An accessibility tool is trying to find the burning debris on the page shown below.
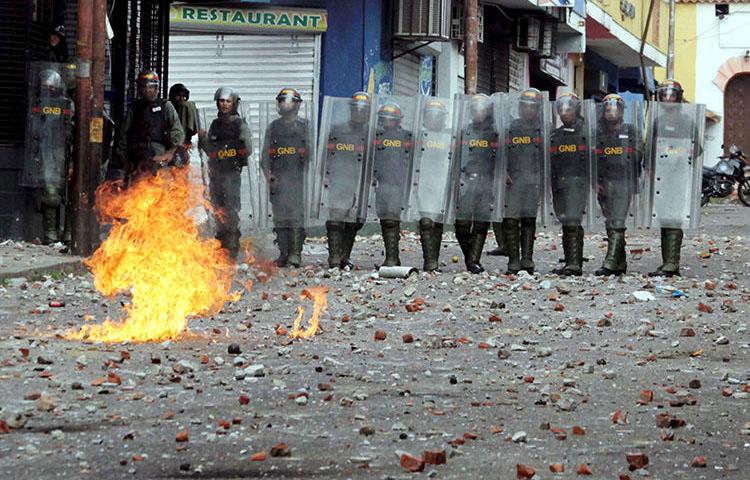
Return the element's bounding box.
[67,168,236,343]
[289,286,329,339]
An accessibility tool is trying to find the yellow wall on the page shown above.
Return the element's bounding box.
[654,3,697,101]
[589,0,668,53]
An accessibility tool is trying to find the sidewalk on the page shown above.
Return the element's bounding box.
[0,240,84,282]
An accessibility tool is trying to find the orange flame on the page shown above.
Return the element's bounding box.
[67,168,236,343]
[289,286,329,339]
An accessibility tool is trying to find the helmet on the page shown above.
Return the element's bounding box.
[137,70,159,86]
[377,102,403,120]
[656,79,683,103]
[350,91,371,107]
[602,93,624,108]
[168,83,190,102]
[51,25,66,39]
[424,98,448,115]
[39,69,63,93]
[214,86,239,103]
[555,91,581,114]
[519,88,544,105]
[470,93,492,120]
[276,87,302,103]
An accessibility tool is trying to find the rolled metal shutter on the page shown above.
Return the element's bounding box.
[393,52,422,95]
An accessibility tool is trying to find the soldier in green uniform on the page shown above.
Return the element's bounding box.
[198,87,252,259]
[502,89,546,274]
[594,94,640,276]
[323,92,373,269]
[261,88,310,267]
[22,66,74,244]
[412,98,454,271]
[372,102,413,267]
[454,94,499,274]
[648,79,702,277]
[115,70,184,179]
[550,92,590,276]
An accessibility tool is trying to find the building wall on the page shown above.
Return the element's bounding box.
[672,3,750,162]
[587,0,668,54]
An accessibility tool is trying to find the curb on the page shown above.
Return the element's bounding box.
[0,258,86,282]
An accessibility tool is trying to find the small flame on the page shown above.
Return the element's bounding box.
[67,168,236,343]
[289,286,329,339]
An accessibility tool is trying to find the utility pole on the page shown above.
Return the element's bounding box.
[667,0,676,78]
[464,0,478,95]
[72,0,93,256]
[87,0,106,251]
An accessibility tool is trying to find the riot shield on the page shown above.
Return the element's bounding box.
[406,96,458,224]
[451,94,504,223]
[22,61,76,188]
[644,102,705,230]
[498,91,550,222]
[313,96,377,223]
[367,95,419,222]
[253,99,316,232]
[196,105,253,241]
[543,97,595,228]
[589,99,644,231]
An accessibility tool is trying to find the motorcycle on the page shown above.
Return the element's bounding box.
[701,144,750,207]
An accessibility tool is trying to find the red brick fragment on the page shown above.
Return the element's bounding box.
[399,453,425,472]
[423,450,446,465]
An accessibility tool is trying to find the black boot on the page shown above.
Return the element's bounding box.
[519,217,536,274]
[454,221,472,269]
[649,228,683,277]
[502,218,521,274]
[487,222,507,256]
[42,205,59,245]
[467,222,488,274]
[287,227,305,267]
[273,227,290,267]
[340,222,361,269]
[596,228,627,276]
[553,226,583,276]
[419,218,440,272]
[431,222,444,271]
[326,221,345,268]
[380,219,401,267]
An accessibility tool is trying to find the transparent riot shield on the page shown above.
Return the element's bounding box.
[313,96,377,224]
[589,99,644,231]
[367,94,419,222]
[543,97,595,229]
[644,102,705,230]
[253,100,316,232]
[196,104,253,242]
[22,61,76,188]
[451,94,504,223]
[498,91,550,223]
[406,96,458,224]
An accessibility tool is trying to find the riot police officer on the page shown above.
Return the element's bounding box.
[455,94,499,274]
[648,79,698,277]
[168,83,198,146]
[550,92,590,276]
[594,94,639,276]
[373,102,413,267]
[261,88,309,268]
[199,87,252,259]
[324,91,372,269]
[503,88,545,274]
[24,67,74,244]
[414,98,452,271]
[115,70,184,178]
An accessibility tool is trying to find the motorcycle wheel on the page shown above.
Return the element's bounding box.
[738,179,750,207]
[700,192,710,207]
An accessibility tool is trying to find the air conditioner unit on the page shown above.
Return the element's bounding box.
[515,16,542,53]
[394,0,451,41]
[450,2,484,43]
